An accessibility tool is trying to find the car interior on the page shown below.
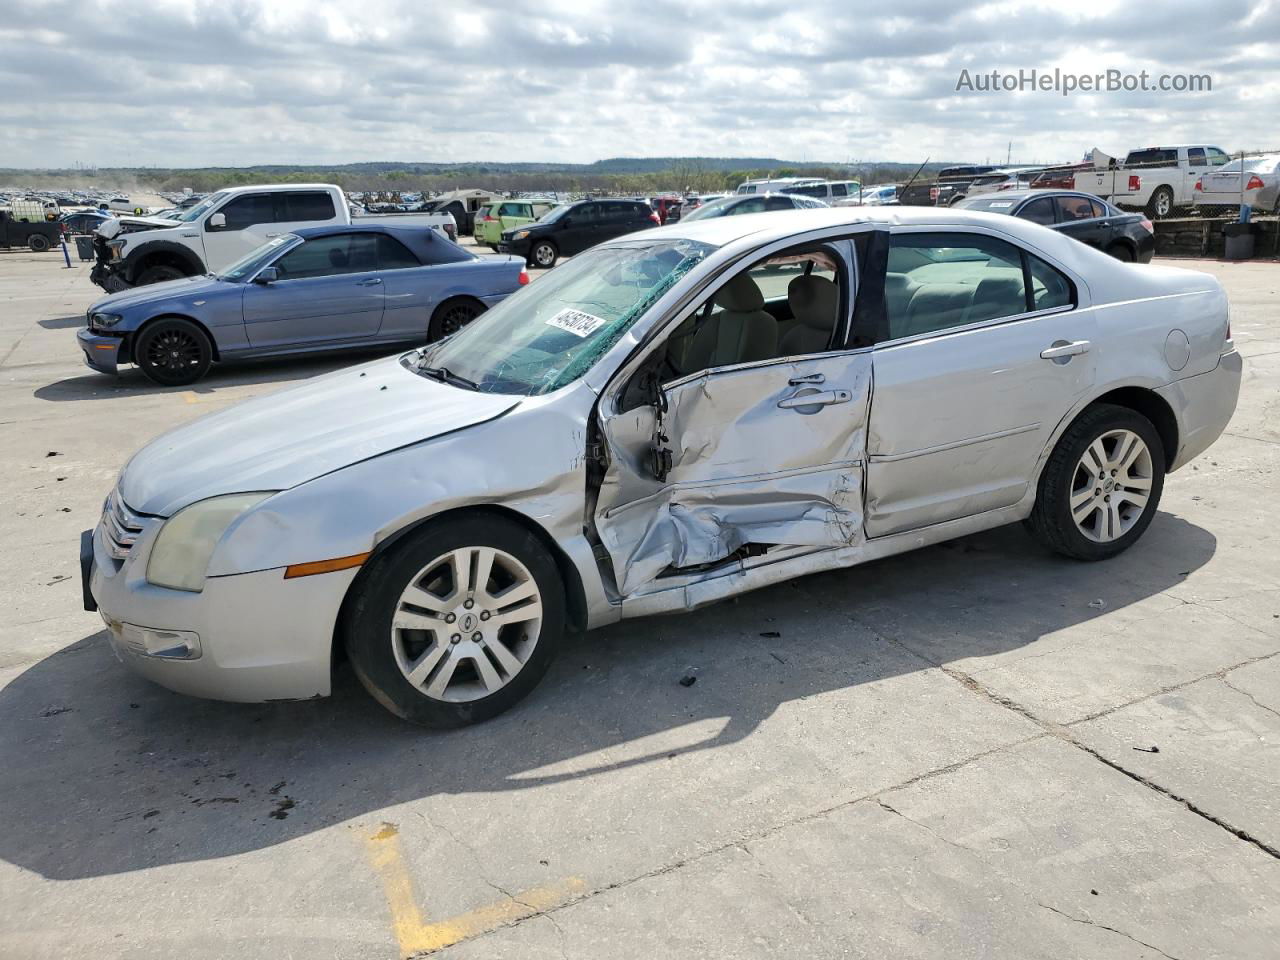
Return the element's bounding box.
[661,246,844,380]
[883,234,1073,340]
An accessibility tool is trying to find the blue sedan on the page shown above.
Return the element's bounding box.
[77,224,528,385]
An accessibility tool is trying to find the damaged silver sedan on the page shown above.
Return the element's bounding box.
[83,208,1242,726]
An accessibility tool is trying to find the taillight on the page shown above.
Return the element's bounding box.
[1194,178,1202,191]
[1139,218,1154,234]
[929,186,939,201]
[649,213,660,225]
[482,213,494,221]
[1128,174,1142,192]
[1246,175,1265,191]
[518,267,529,285]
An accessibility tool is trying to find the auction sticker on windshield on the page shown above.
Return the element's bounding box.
[546,308,608,337]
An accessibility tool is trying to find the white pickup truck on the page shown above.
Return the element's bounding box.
[1073,145,1232,218]
[91,183,458,291]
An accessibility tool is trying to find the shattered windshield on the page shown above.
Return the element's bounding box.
[413,239,715,396]
[171,191,227,223]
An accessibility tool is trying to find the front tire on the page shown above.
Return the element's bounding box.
[529,240,558,269]
[136,264,186,286]
[134,318,213,386]
[1025,404,1165,561]
[345,514,566,727]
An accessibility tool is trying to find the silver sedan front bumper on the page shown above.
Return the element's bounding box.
[84,502,358,702]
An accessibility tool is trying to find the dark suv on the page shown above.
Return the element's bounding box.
[499,199,658,268]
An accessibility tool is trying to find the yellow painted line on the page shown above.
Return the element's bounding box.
[364,822,584,957]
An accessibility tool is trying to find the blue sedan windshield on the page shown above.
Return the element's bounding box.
[217,234,299,281]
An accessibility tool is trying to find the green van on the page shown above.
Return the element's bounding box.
[475,198,557,250]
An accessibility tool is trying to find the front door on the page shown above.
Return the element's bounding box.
[865,228,1096,537]
[593,240,871,596]
[202,192,279,271]
[1053,195,1111,250]
[559,203,601,255]
[242,232,384,349]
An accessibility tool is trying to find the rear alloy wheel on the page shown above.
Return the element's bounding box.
[345,515,565,727]
[530,240,558,269]
[428,297,485,341]
[134,318,213,386]
[28,234,51,252]
[1026,404,1164,561]
[1147,186,1175,219]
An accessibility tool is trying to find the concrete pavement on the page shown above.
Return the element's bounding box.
[0,244,1277,959]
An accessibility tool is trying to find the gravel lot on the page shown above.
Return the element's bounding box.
[1,240,1277,959]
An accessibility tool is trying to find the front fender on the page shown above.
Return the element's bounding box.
[205,386,616,624]
[122,239,204,282]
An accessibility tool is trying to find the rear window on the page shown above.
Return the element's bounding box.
[1125,148,1179,167]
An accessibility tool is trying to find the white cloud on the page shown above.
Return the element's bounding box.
[1,0,1276,168]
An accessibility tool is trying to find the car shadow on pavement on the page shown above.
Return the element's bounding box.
[32,349,405,402]
[0,513,1216,880]
[37,315,87,330]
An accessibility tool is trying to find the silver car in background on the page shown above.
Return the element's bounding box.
[1194,154,1280,213]
[83,207,1241,727]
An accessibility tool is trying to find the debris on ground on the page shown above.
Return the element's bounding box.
[679,675,697,687]
[1088,599,1106,609]
[1133,745,1160,754]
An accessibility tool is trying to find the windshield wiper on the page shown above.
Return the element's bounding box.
[417,364,479,391]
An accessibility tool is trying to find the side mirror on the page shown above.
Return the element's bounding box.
[254,266,279,285]
[208,212,226,230]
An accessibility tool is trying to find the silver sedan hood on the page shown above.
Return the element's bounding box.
[119,356,519,516]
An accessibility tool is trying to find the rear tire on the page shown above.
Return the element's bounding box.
[1106,242,1135,262]
[1146,186,1175,219]
[1025,404,1165,561]
[428,297,485,341]
[344,514,566,727]
[28,234,51,252]
[136,264,186,286]
[134,318,213,386]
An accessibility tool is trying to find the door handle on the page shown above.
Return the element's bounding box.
[788,373,825,385]
[356,277,383,286]
[265,233,281,238]
[778,389,852,410]
[181,232,198,238]
[1040,340,1091,360]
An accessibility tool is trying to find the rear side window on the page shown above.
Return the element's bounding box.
[1188,148,1207,168]
[882,232,1075,341]
[831,183,848,197]
[498,202,522,217]
[1125,148,1178,167]
[764,195,794,211]
[275,233,377,279]
[285,191,337,222]
[377,234,421,270]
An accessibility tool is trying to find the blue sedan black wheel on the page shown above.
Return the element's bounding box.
[134,318,212,387]
[429,297,485,342]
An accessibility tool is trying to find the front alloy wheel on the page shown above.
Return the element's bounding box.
[391,547,543,703]
[345,514,565,726]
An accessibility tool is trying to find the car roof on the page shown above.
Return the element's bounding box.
[619,205,1099,255]
[961,189,1108,203]
[290,222,474,264]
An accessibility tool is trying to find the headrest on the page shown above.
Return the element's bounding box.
[328,247,349,268]
[716,272,765,312]
[788,275,838,329]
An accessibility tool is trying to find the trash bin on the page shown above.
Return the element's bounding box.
[1223,222,1255,261]
[74,234,95,261]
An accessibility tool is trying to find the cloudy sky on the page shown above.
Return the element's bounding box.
[2,0,1277,169]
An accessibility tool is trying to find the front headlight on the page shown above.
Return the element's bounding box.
[512,229,530,240]
[91,312,123,328]
[147,493,276,592]
[107,238,125,260]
